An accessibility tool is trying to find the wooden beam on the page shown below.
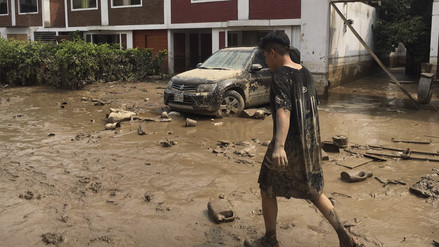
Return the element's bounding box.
[330,2,420,110]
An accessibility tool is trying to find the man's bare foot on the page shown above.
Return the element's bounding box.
[244,236,279,247]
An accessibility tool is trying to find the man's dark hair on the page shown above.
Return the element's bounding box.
[258,30,290,55]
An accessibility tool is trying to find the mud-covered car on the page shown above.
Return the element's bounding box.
[164,47,300,117]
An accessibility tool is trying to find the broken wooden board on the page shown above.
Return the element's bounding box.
[391,138,432,144]
[368,145,439,156]
[366,151,439,162]
[335,156,373,169]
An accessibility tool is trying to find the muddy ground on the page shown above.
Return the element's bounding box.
[1,69,438,247]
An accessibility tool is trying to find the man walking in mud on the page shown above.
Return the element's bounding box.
[245,31,362,247]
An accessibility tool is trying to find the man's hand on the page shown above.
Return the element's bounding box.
[272,147,288,171]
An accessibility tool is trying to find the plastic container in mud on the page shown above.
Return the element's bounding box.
[207,199,236,223]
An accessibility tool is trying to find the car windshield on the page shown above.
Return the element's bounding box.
[200,50,253,70]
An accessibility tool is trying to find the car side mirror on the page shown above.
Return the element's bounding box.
[250,64,263,72]
[196,63,202,68]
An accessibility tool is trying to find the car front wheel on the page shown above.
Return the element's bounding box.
[217,90,245,117]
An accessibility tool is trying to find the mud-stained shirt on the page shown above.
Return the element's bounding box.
[258,66,324,200]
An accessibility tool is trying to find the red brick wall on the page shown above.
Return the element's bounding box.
[171,0,237,24]
[15,0,43,27]
[250,0,300,20]
[50,0,65,27]
[109,0,163,25]
[67,0,100,27]
[0,0,12,27]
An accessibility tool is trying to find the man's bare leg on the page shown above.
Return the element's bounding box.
[261,190,279,246]
[312,194,358,247]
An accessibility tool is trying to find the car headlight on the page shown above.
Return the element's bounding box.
[197,84,217,93]
[167,80,173,89]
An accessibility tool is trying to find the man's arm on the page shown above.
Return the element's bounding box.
[272,108,290,170]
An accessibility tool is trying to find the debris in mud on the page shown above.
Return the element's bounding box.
[48,133,55,137]
[213,122,223,126]
[144,192,154,202]
[91,98,110,106]
[322,141,340,153]
[161,111,169,119]
[19,191,41,200]
[160,139,178,147]
[106,108,136,123]
[185,118,197,127]
[156,202,171,212]
[332,135,348,148]
[41,233,64,245]
[137,125,146,135]
[241,108,271,119]
[207,199,236,223]
[88,182,102,193]
[90,236,113,244]
[331,192,352,198]
[72,132,91,141]
[374,177,406,187]
[409,173,439,199]
[168,111,182,117]
[336,156,373,169]
[235,159,255,165]
[341,170,373,183]
[261,141,270,147]
[60,215,69,223]
[391,138,432,144]
[81,97,88,101]
[105,122,120,130]
[321,149,329,161]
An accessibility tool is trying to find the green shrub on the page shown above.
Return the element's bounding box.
[0,37,167,89]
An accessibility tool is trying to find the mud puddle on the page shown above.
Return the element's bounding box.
[0,73,438,246]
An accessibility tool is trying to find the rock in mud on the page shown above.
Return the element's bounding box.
[207,199,236,223]
[19,191,34,200]
[409,175,439,198]
[144,192,154,202]
[161,111,169,119]
[160,139,178,147]
[138,125,146,135]
[261,141,271,147]
[185,118,197,127]
[241,108,270,119]
[41,233,64,245]
[105,122,120,130]
[107,108,136,123]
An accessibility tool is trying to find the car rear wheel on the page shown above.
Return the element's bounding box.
[217,90,245,117]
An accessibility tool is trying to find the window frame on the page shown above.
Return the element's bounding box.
[111,0,142,9]
[18,0,38,15]
[0,0,8,16]
[71,0,98,12]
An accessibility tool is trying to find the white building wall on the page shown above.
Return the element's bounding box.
[301,0,330,94]
[430,0,439,74]
[328,2,376,86]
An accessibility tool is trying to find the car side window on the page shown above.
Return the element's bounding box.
[253,51,269,69]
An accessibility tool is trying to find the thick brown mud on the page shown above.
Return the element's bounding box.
[1,70,438,247]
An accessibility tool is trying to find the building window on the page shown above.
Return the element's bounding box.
[19,0,38,14]
[72,0,97,10]
[0,0,7,15]
[112,0,141,8]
